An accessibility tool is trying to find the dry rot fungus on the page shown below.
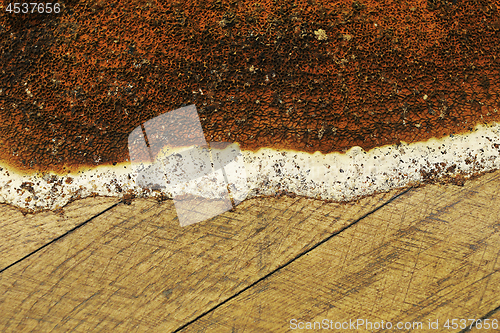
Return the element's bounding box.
[1,0,500,213]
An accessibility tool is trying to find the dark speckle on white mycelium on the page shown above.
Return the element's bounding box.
[1,122,500,212]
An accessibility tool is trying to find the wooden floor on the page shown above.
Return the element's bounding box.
[1,170,500,332]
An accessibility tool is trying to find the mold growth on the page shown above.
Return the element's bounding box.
[1,0,500,215]
[1,122,499,213]
[1,0,500,173]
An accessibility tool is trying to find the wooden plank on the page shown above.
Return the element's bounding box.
[179,170,500,333]
[0,188,404,332]
[0,196,120,271]
[469,308,500,332]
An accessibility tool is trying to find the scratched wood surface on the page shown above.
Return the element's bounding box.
[0,197,119,271]
[470,309,500,332]
[179,170,500,333]
[0,187,403,332]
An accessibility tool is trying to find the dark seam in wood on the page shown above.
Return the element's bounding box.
[171,187,414,333]
[459,304,500,333]
[0,201,123,274]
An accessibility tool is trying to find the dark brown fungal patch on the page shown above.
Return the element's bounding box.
[0,0,500,175]
[20,182,35,194]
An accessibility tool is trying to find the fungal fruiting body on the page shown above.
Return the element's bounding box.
[1,0,500,213]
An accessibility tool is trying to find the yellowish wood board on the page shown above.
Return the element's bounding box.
[0,197,120,270]
[469,309,500,332]
[179,170,500,333]
[0,188,403,332]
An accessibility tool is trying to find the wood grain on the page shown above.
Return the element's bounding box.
[0,197,120,271]
[0,189,403,332]
[179,170,500,333]
[469,308,500,332]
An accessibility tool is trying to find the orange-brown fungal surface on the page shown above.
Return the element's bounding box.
[1,0,500,174]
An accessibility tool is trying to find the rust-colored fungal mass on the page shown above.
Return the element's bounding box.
[1,0,500,173]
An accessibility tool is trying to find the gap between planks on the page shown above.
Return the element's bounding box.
[0,187,406,332]
[177,170,500,333]
[0,197,121,272]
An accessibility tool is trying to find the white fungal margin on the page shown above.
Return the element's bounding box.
[1,122,500,212]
